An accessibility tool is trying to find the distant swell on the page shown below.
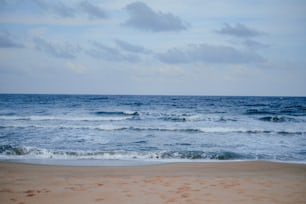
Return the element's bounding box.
[1,124,305,135]
[245,109,274,115]
[0,115,133,122]
[245,107,306,116]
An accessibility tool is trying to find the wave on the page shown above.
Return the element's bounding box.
[0,145,252,160]
[245,106,306,116]
[95,111,139,116]
[88,96,109,100]
[245,109,275,115]
[1,124,305,135]
[258,116,297,123]
[0,112,16,116]
[161,114,202,122]
[0,113,237,123]
[0,115,133,122]
[0,145,52,157]
[245,104,268,107]
[92,126,277,134]
[161,114,237,123]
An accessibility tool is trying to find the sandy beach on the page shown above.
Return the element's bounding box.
[0,161,305,204]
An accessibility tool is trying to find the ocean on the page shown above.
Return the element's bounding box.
[0,94,306,165]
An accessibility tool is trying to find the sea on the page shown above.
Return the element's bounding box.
[0,94,306,165]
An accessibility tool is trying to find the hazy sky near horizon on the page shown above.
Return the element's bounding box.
[0,0,305,96]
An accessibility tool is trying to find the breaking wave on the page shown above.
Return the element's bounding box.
[94,111,139,116]
[258,116,297,123]
[161,114,202,122]
[0,145,252,161]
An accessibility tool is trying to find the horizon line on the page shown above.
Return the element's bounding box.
[0,92,305,98]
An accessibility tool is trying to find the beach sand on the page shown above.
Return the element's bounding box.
[0,161,305,204]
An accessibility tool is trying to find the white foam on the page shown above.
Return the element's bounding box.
[199,127,247,133]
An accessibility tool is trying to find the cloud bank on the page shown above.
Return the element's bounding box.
[33,37,81,59]
[124,1,188,32]
[157,44,265,64]
[86,41,140,63]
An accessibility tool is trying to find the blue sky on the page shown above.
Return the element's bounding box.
[0,0,305,96]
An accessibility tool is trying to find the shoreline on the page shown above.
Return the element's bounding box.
[1,161,306,204]
[2,158,306,167]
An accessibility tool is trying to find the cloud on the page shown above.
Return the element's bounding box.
[78,1,107,19]
[28,27,48,38]
[33,0,75,18]
[157,43,265,64]
[124,1,188,32]
[65,61,87,74]
[33,37,80,59]
[0,31,24,48]
[216,23,264,38]
[156,48,189,64]
[114,39,151,54]
[86,41,140,62]
[32,0,107,19]
[243,39,269,50]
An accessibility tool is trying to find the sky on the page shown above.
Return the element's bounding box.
[0,0,306,96]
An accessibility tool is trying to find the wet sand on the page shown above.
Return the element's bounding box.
[0,161,305,204]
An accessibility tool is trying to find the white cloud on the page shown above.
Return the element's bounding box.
[28,27,49,38]
[65,61,87,74]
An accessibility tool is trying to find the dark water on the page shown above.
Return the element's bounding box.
[0,94,306,164]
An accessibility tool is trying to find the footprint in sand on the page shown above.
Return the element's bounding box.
[95,198,105,202]
[24,190,37,197]
[24,189,50,197]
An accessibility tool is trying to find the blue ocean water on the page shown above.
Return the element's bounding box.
[0,94,306,164]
